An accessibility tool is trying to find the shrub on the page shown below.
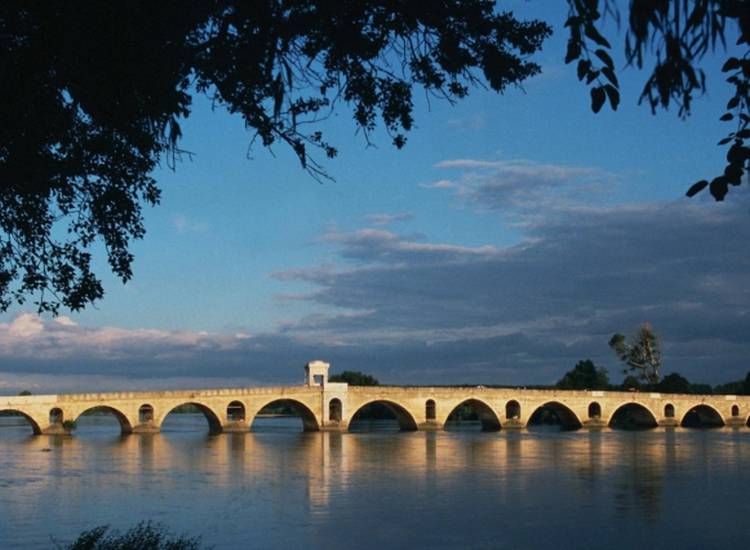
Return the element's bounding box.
[57,521,204,550]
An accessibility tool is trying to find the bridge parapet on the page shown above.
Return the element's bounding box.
[3,367,750,436]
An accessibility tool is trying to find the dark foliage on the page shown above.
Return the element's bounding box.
[0,1,550,313]
[3,2,749,314]
[620,375,642,390]
[56,521,204,550]
[556,359,609,390]
[609,323,661,385]
[565,0,750,201]
[329,370,379,386]
[656,372,691,393]
[714,371,750,394]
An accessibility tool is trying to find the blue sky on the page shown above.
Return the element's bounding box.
[1,3,748,393]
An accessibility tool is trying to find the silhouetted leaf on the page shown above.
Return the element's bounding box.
[720,113,734,121]
[724,163,743,185]
[585,25,611,48]
[727,96,740,109]
[709,176,729,200]
[590,86,606,113]
[685,180,708,197]
[722,57,740,71]
[577,59,591,80]
[604,84,620,110]
[595,49,614,69]
[601,66,619,86]
[718,137,734,145]
[565,38,581,63]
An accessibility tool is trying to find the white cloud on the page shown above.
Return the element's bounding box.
[364,212,414,226]
[172,214,210,234]
[445,113,486,131]
[430,158,612,217]
[274,193,750,384]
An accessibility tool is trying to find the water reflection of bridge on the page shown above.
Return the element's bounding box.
[2,361,749,435]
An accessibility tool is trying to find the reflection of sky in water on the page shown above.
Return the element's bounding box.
[1,415,749,549]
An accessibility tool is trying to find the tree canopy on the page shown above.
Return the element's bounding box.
[0,1,549,313]
[328,370,380,386]
[1,1,748,313]
[556,359,609,390]
[656,372,691,393]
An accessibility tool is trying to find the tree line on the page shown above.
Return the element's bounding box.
[556,358,750,395]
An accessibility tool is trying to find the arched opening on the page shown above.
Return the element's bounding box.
[588,402,601,419]
[161,402,223,435]
[505,400,521,420]
[75,406,133,435]
[609,403,658,430]
[227,401,245,422]
[528,402,582,431]
[49,407,64,425]
[681,405,724,428]
[250,399,319,432]
[731,404,740,417]
[329,398,342,422]
[138,404,154,423]
[0,409,42,435]
[664,403,675,418]
[445,399,501,432]
[425,399,436,421]
[349,400,418,432]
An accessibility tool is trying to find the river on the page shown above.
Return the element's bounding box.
[1,414,748,549]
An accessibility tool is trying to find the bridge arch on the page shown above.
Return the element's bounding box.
[74,405,134,434]
[425,399,436,421]
[528,401,582,431]
[159,402,223,434]
[349,399,418,432]
[227,400,246,422]
[445,398,501,431]
[681,404,725,428]
[608,402,658,430]
[0,409,42,435]
[505,400,521,420]
[250,399,319,432]
[329,398,342,422]
[138,404,154,423]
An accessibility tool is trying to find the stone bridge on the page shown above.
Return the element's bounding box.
[2,361,749,435]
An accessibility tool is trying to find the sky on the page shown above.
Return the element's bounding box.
[1,3,749,394]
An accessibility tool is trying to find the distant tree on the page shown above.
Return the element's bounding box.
[713,370,750,395]
[689,383,713,395]
[714,379,745,395]
[620,375,642,391]
[329,371,379,386]
[18,390,31,396]
[609,324,662,386]
[656,372,691,394]
[556,359,609,390]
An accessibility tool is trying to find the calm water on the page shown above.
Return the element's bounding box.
[1,414,749,549]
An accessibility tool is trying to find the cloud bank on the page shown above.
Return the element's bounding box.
[1,159,748,393]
